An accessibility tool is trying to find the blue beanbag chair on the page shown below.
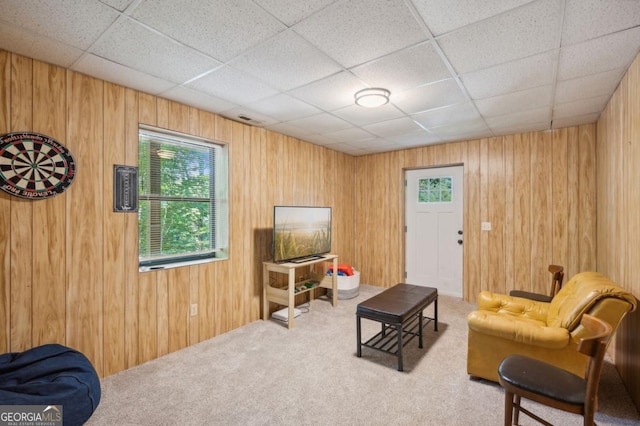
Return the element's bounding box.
[0,344,100,425]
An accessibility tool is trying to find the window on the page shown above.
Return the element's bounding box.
[417,177,452,203]
[138,126,228,269]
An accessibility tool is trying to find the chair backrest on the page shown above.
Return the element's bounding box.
[548,264,564,298]
[547,272,637,329]
[579,314,612,417]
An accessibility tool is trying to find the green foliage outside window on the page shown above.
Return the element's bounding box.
[418,177,452,203]
[138,128,226,267]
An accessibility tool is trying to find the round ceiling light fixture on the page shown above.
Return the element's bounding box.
[354,88,390,108]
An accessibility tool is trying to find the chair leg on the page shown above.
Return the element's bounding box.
[513,394,521,425]
[504,390,514,426]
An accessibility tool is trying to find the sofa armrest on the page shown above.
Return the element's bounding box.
[477,291,549,322]
[468,310,570,349]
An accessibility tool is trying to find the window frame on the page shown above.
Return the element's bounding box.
[137,125,228,271]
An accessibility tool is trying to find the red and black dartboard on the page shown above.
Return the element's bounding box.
[0,132,76,199]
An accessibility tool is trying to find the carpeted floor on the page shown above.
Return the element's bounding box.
[87,285,640,425]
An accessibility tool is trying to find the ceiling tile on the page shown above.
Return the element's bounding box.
[393,79,468,114]
[293,0,427,68]
[288,71,368,111]
[351,42,451,93]
[91,17,223,84]
[161,85,239,114]
[345,136,399,150]
[331,103,405,126]
[485,106,551,130]
[552,113,600,129]
[253,0,339,26]
[322,142,368,155]
[0,0,120,50]
[362,117,424,138]
[413,0,533,36]
[73,53,176,95]
[558,26,640,81]
[130,0,286,61]
[436,0,563,74]
[412,102,481,129]
[240,93,322,122]
[552,95,610,119]
[555,68,625,104]
[230,30,342,91]
[221,108,279,126]
[266,122,315,138]
[474,85,553,117]
[389,130,443,147]
[300,133,340,145]
[186,66,279,105]
[1,0,638,157]
[460,50,557,99]
[562,0,640,45]
[0,22,84,68]
[323,127,375,143]
[429,119,492,139]
[491,121,550,135]
[283,113,352,134]
[430,120,493,142]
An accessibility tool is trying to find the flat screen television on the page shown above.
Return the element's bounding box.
[272,206,332,263]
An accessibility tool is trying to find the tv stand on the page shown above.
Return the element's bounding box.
[289,254,325,264]
[263,254,338,329]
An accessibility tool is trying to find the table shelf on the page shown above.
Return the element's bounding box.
[263,254,338,329]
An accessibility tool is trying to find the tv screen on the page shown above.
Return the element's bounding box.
[273,206,332,263]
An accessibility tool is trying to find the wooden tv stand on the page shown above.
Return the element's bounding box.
[262,254,338,329]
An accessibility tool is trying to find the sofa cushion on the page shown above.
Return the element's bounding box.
[548,272,638,330]
[468,310,570,349]
[477,291,549,323]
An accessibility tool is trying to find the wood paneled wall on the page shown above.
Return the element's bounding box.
[0,50,354,377]
[353,127,596,301]
[1,47,636,406]
[596,52,640,409]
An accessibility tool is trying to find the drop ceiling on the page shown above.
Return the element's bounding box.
[1,0,639,156]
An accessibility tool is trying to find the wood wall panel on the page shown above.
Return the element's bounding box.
[353,128,597,302]
[102,82,126,376]
[66,71,104,375]
[597,51,640,409]
[9,54,33,352]
[4,48,638,407]
[0,51,9,353]
[32,61,66,346]
[464,140,481,299]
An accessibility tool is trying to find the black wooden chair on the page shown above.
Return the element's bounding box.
[510,264,564,302]
[497,314,612,426]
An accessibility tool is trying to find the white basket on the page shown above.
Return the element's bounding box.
[328,270,360,299]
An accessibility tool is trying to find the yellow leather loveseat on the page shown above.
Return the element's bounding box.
[467,271,637,382]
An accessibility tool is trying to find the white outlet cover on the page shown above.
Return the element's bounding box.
[481,222,492,231]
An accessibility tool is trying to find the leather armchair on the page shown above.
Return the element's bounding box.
[467,271,637,382]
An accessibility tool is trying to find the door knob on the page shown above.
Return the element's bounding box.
[458,230,463,235]
[457,239,463,245]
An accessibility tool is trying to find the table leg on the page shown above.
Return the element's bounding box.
[262,264,269,321]
[356,315,362,357]
[434,297,438,331]
[418,311,424,348]
[397,323,404,371]
[287,269,296,329]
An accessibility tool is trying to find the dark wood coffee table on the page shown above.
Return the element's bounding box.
[356,283,438,371]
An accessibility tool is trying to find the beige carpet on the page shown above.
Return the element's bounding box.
[87,285,640,425]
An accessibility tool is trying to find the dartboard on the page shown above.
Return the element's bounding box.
[0,132,76,199]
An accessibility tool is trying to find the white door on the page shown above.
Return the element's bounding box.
[405,166,463,297]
